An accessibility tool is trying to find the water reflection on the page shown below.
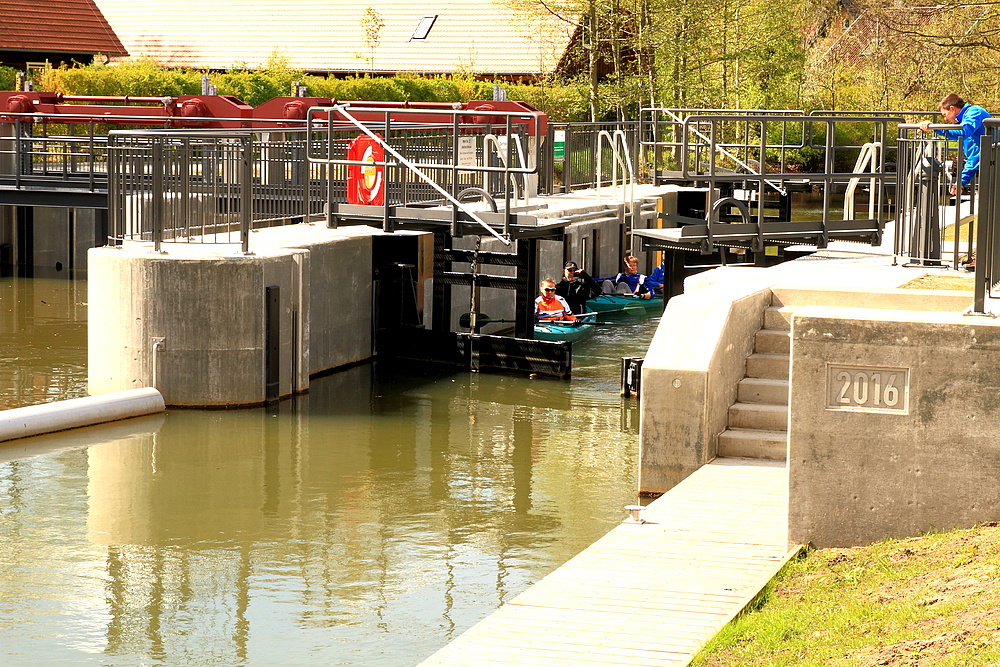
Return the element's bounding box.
[0,271,87,408]
[0,281,653,665]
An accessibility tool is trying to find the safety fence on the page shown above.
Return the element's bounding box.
[103,105,546,251]
[541,121,639,193]
[0,118,112,191]
[972,119,1000,313]
[640,112,897,245]
[894,123,971,271]
[305,104,543,244]
[10,103,981,263]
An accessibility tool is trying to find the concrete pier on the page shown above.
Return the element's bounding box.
[88,224,426,406]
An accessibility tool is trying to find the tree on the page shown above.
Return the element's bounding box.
[360,7,385,75]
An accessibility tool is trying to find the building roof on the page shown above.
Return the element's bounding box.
[92,0,577,76]
[0,0,127,56]
[812,5,988,69]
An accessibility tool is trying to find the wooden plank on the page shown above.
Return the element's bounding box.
[430,634,692,666]
[420,459,797,667]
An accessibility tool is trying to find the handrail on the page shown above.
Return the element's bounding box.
[894,122,967,270]
[844,142,881,220]
[706,196,758,252]
[306,104,511,246]
[676,112,788,196]
[596,129,634,205]
[483,132,528,206]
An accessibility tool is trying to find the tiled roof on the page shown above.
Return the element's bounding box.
[0,0,127,56]
[92,0,576,75]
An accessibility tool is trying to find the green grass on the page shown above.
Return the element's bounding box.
[693,525,1000,666]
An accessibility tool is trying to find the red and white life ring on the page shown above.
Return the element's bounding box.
[347,134,385,205]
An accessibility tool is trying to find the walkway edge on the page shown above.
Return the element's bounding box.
[684,542,807,666]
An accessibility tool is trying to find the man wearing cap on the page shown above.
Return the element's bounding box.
[555,261,602,314]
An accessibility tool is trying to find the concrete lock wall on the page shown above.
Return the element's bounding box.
[88,245,307,406]
[789,307,1000,548]
[254,224,378,376]
[639,279,773,495]
[88,227,380,407]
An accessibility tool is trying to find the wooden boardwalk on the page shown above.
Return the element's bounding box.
[420,457,798,666]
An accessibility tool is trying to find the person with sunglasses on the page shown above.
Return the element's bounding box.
[555,261,601,314]
[919,93,991,195]
[534,279,576,322]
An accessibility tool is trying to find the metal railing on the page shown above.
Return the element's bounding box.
[894,124,970,270]
[306,104,544,244]
[103,105,547,251]
[542,121,639,193]
[108,131,257,253]
[0,117,113,190]
[971,120,1000,313]
[640,108,807,187]
[677,114,895,242]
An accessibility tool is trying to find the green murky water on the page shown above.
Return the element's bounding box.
[0,274,654,665]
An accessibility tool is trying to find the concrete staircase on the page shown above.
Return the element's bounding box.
[717,304,792,460]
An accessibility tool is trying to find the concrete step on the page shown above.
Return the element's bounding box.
[763,306,796,331]
[754,328,790,355]
[728,402,788,431]
[737,377,789,405]
[718,428,787,460]
[746,353,790,380]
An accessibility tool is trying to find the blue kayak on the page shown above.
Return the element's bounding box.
[534,312,598,343]
[586,294,663,315]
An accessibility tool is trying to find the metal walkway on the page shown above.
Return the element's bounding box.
[420,457,799,666]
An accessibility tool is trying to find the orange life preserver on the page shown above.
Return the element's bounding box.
[347,133,385,205]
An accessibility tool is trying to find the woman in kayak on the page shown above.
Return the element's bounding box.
[602,255,652,299]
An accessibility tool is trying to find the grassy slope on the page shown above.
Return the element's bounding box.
[693,524,1000,666]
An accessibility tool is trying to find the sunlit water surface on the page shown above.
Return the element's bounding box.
[0,273,654,665]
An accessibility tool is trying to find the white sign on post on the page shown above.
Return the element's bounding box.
[457,136,478,167]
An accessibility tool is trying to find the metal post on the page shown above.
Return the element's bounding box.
[241,136,252,254]
[326,112,336,228]
[562,124,571,192]
[972,134,993,313]
[451,114,461,237]
[151,138,163,253]
[515,237,537,339]
[504,115,513,238]
[181,136,191,240]
[382,111,392,233]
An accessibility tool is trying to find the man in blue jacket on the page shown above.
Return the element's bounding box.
[919,93,991,194]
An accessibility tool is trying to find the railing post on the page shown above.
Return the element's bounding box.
[326,112,336,229]
[151,138,163,253]
[562,124,571,192]
[973,131,994,313]
[241,135,252,254]
[107,134,118,245]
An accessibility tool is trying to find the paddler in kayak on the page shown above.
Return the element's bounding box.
[534,279,576,323]
[555,261,601,314]
[601,254,652,299]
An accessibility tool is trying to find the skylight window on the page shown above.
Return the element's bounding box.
[411,15,437,40]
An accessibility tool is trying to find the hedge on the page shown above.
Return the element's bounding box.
[32,60,591,121]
